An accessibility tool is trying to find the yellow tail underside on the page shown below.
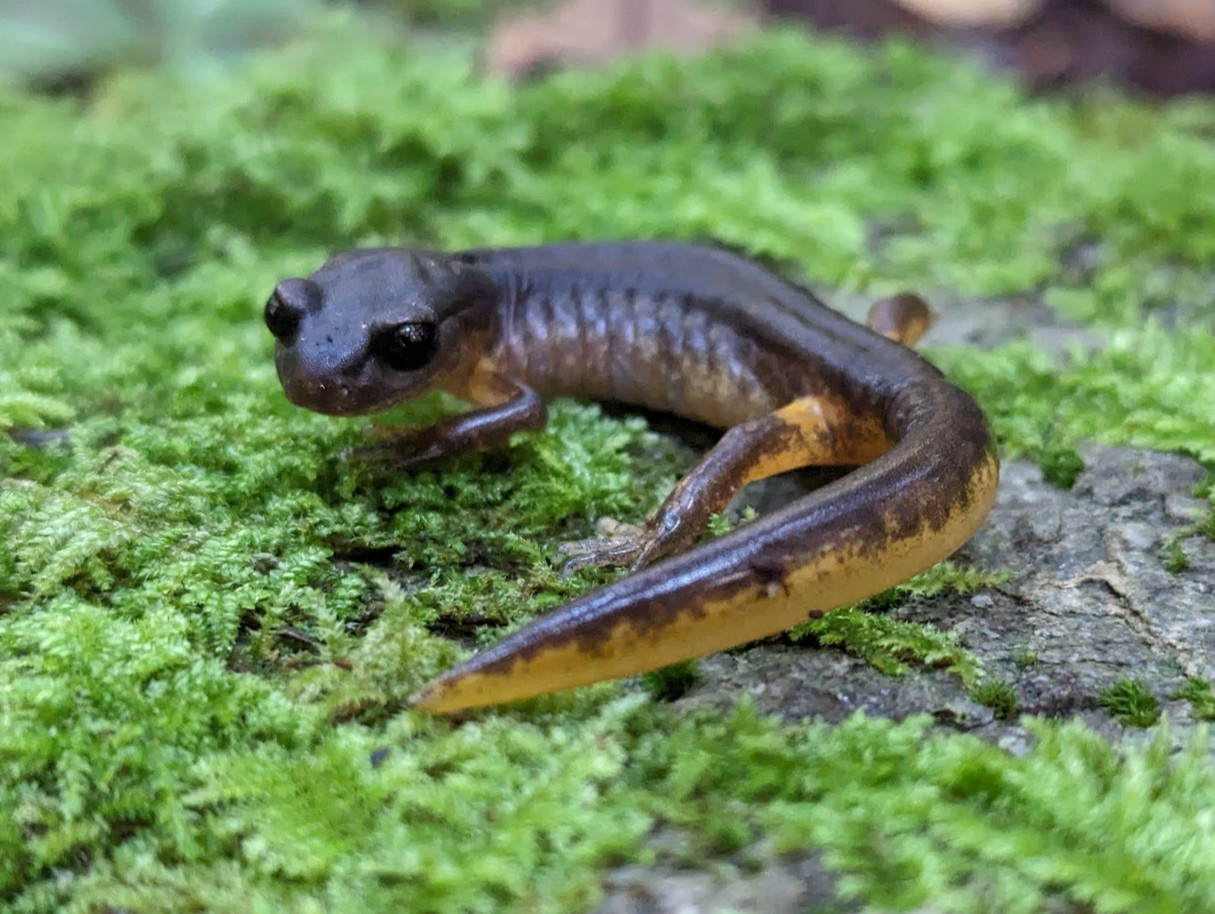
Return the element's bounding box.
[413,454,999,714]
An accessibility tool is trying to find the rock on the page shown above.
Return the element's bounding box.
[599,851,853,914]
[675,444,1214,747]
[829,287,1103,353]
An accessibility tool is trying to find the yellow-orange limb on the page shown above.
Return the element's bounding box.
[866,293,935,347]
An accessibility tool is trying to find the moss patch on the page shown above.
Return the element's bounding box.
[1100,679,1162,728]
[3,13,1215,913]
[1171,678,1215,722]
[971,681,1020,721]
[787,562,1008,685]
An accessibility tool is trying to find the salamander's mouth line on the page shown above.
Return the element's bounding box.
[265,241,1000,715]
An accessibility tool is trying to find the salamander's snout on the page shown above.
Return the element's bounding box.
[263,276,378,416]
[271,342,376,416]
[273,351,356,416]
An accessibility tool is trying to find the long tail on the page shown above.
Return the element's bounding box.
[409,379,999,713]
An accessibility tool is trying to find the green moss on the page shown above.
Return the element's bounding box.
[641,661,702,703]
[972,681,1019,721]
[1171,678,1215,721]
[3,13,1215,913]
[788,562,1007,686]
[1201,509,1215,540]
[36,704,1214,914]
[630,707,1215,914]
[936,327,1215,467]
[1162,540,1191,573]
[1100,679,1161,728]
[1038,443,1085,489]
[790,610,968,680]
[1013,648,1039,670]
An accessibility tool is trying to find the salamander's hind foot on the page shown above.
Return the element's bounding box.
[557,516,683,575]
[866,293,934,346]
[556,382,909,577]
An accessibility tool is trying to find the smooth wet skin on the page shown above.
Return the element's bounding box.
[265,242,999,713]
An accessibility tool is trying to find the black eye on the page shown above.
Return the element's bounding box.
[376,320,438,372]
[264,278,313,341]
[264,294,299,340]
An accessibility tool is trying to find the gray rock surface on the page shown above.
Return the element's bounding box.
[832,288,1104,353]
[684,444,1213,742]
[596,443,1213,914]
[600,851,853,914]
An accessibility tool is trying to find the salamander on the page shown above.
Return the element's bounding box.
[264,242,999,713]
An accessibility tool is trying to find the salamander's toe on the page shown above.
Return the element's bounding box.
[557,515,687,575]
[557,536,643,576]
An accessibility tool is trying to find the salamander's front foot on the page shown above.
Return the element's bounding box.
[345,429,448,470]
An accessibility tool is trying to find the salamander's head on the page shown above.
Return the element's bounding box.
[265,248,492,416]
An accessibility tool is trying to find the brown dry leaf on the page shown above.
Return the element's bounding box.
[989,2,1215,94]
[762,0,1215,95]
[484,0,760,78]
[1105,0,1215,40]
[889,0,1042,28]
[885,0,1215,37]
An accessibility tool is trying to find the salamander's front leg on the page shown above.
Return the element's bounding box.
[355,368,546,469]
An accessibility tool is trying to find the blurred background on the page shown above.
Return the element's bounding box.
[2,0,1214,97]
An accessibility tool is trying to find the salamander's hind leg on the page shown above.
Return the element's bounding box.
[560,293,933,573]
[560,393,891,572]
[867,293,934,346]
